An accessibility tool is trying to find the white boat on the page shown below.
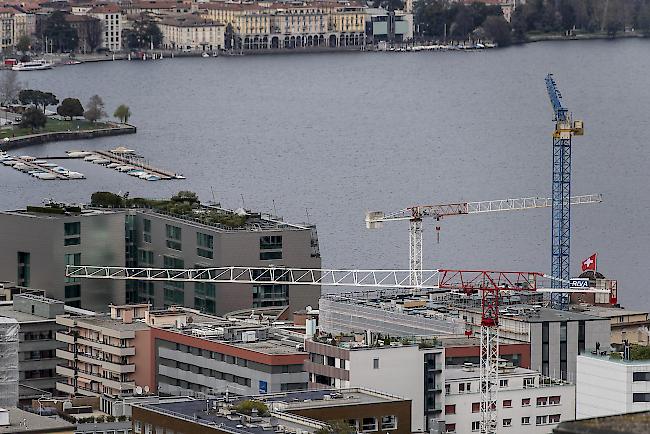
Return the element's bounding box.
[2,160,16,166]
[33,159,47,164]
[128,170,146,177]
[40,163,58,168]
[145,175,160,181]
[117,166,134,172]
[107,163,120,168]
[11,59,53,71]
[33,173,57,180]
[67,151,92,158]
[202,52,210,58]
[92,158,110,165]
[84,154,101,161]
[19,156,35,161]
[66,172,85,179]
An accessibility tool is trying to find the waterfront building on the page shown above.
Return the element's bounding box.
[65,14,102,53]
[0,205,127,311]
[12,8,36,43]
[444,364,575,434]
[123,0,191,18]
[0,7,16,51]
[158,14,224,51]
[0,200,321,315]
[199,1,367,50]
[304,335,444,432]
[132,388,411,434]
[456,304,611,381]
[82,4,123,51]
[576,351,650,419]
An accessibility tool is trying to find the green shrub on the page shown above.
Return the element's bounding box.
[233,400,269,416]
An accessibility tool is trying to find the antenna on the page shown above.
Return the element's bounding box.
[305,208,310,225]
[211,186,216,203]
[240,194,246,209]
[272,199,278,217]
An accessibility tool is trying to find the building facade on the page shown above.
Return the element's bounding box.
[305,337,444,432]
[0,206,126,312]
[85,4,123,51]
[444,365,575,434]
[576,353,650,419]
[158,14,224,51]
[0,294,67,402]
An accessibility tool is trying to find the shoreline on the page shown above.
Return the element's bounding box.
[0,123,136,151]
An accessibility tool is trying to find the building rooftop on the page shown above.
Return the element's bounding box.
[0,407,75,433]
[255,388,403,409]
[457,304,605,323]
[575,305,649,319]
[554,410,650,434]
[233,339,305,355]
[0,304,55,324]
[73,315,150,332]
[160,14,223,27]
[1,205,119,219]
[445,365,572,386]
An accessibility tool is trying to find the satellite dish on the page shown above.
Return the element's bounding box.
[144,385,150,393]
[135,386,143,395]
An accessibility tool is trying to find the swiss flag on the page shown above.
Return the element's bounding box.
[581,253,597,272]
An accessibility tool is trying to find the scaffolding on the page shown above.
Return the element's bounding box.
[0,317,19,407]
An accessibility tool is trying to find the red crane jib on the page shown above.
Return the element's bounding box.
[438,269,546,327]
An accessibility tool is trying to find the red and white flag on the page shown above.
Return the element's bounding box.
[581,253,597,272]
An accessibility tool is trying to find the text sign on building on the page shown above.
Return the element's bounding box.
[259,380,268,394]
[570,278,589,288]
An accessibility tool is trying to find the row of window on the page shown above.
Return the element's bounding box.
[458,395,562,414]
[446,414,562,433]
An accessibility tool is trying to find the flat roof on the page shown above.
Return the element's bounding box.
[0,407,75,433]
[255,388,403,409]
[0,305,54,323]
[554,410,650,434]
[577,306,649,318]
[75,315,149,332]
[445,366,538,381]
[0,208,119,219]
[233,339,304,355]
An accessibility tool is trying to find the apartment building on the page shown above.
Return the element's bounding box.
[55,304,152,414]
[444,364,575,434]
[132,389,411,434]
[0,200,320,315]
[0,7,15,50]
[85,4,123,51]
[305,335,444,432]
[0,294,68,402]
[146,307,308,396]
[457,304,610,381]
[0,206,126,312]
[158,14,224,51]
[576,305,650,345]
[576,352,650,419]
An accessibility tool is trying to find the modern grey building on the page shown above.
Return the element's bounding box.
[0,206,126,312]
[0,202,321,316]
[457,305,611,381]
[0,293,90,402]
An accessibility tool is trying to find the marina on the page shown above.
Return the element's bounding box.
[65,147,185,181]
[0,152,84,180]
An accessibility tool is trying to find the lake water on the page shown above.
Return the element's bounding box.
[3,39,649,308]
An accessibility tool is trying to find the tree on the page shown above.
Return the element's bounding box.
[0,71,21,106]
[16,35,31,53]
[87,18,103,52]
[482,15,512,46]
[124,17,163,49]
[84,94,106,123]
[18,89,58,113]
[315,420,357,434]
[91,191,124,208]
[57,98,84,120]
[233,400,269,416]
[113,104,131,123]
[20,107,47,131]
[42,11,78,52]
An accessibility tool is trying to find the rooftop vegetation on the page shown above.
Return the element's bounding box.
[315,420,357,434]
[90,191,247,228]
[232,400,269,417]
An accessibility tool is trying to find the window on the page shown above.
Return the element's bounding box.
[444,404,455,415]
[139,250,154,265]
[633,393,650,402]
[260,235,282,249]
[133,422,142,434]
[65,253,81,283]
[260,251,282,260]
[499,379,508,387]
[380,416,396,430]
[521,398,530,407]
[537,397,548,406]
[65,285,81,298]
[361,417,377,432]
[163,256,184,269]
[459,383,464,392]
[471,402,480,413]
[197,248,213,259]
[444,424,456,433]
[445,384,450,394]
[197,232,214,258]
[144,424,152,434]
[521,417,530,425]
[471,421,480,432]
[166,225,181,249]
[536,415,548,425]
[633,372,650,381]
[65,237,80,246]
[549,414,560,423]
[373,358,379,369]
[549,396,561,405]
[502,419,511,427]
[143,219,151,243]
[523,377,535,388]
[502,399,512,408]
[17,251,30,286]
[65,222,80,235]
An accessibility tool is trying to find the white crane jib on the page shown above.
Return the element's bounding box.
[365,194,603,287]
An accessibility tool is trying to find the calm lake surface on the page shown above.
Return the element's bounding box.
[3,39,649,308]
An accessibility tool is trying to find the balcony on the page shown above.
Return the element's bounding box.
[56,381,75,395]
[56,331,76,344]
[78,353,102,366]
[56,348,76,362]
[101,359,136,374]
[78,369,104,383]
[56,365,76,378]
[100,376,135,391]
[77,337,136,356]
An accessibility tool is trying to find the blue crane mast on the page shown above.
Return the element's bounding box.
[545,74,584,311]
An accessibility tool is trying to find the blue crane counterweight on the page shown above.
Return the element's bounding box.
[545,74,584,311]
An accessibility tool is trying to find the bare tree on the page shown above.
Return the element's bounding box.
[0,71,22,107]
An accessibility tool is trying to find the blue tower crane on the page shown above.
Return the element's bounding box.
[545,74,584,310]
